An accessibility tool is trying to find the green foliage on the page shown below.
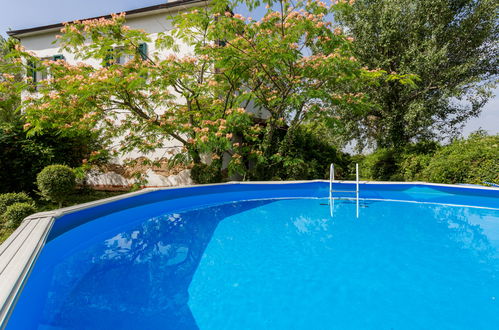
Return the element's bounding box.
[0,192,33,214]
[336,0,498,149]
[422,133,499,184]
[359,141,439,181]
[397,141,440,181]
[36,165,76,206]
[360,148,401,181]
[190,162,224,184]
[399,153,433,182]
[0,123,97,193]
[358,134,499,185]
[345,154,365,180]
[2,202,36,229]
[251,125,349,180]
[191,124,350,182]
[0,36,22,124]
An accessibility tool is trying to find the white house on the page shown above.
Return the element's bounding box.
[7,1,210,188]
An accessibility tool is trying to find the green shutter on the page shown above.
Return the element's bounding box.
[104,48,114,67]
[53,54,65,61]
[27,60,36,83]
[138,43,148,60]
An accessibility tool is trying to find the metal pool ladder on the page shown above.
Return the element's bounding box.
[329,163,360,218]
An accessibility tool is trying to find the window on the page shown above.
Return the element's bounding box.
[104,43,148,66]
[27,60,36,83]
[38,66,49,82]
[138,43,148,60]
[116,48,132,65]
[27,54,65,84]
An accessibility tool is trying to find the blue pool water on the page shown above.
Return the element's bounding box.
[6,183,499,329]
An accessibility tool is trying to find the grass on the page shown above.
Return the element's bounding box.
[0,227,14,244]
[0,189,128,244]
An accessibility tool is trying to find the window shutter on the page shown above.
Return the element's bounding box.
[27,60,36,83]
[53,54,65,61]
[104,48,114,67]
[138,43,148,60]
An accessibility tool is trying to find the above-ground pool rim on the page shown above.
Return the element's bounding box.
[0,180,498,328]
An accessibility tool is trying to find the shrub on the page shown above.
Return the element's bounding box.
[399,153,432,181]
[398,141,439,181]
[281,126,348,180]
[0,123,100,194]
[357,134,498,185]
[360,148,401,181]
[0,192,34,214]
[0,125,56,194]
[3,202,36,228]
[250,125,349,180]
[191,163,223,184]
[345,154,364,180]
[358,141,440,181]
[422,133,499,184]
[37,165,76,207]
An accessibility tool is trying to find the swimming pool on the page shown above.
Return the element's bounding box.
[2,182,499,329]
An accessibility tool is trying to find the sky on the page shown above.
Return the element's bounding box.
[0,0,497,137]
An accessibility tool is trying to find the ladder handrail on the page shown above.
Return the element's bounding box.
[329,163,360,218]
[329,163,359,193]
[329,163,335,200]
[356,163,359,218]
[356,163,359,194]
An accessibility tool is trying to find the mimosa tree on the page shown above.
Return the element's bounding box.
[11,0,412,181]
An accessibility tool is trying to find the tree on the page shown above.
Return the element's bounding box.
[335,0,498,149]
[37,164,76,207]
[11,0,406,181]
[0,36,23,124]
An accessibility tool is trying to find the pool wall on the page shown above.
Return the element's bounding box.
[0,180,498,328]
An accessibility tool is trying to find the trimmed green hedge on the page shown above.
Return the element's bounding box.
[0,192,33,214]
[3,202,36,228]
[37,165,76,207]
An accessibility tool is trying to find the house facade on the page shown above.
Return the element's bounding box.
[7,1,209,188]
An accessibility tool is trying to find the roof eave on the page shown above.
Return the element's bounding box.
[7,0,207,38]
